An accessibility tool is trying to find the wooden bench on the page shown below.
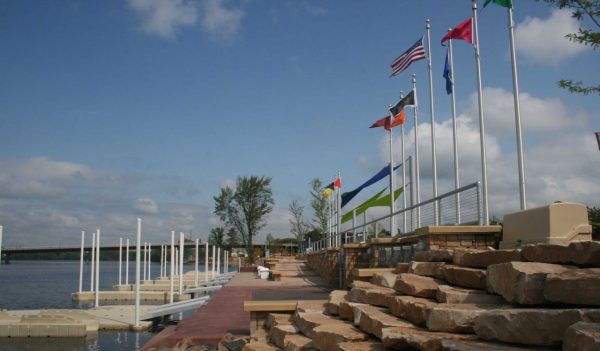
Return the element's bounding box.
[270,271,282,281]
[243,300,299,333]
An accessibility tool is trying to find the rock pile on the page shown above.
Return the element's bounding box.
[239,241,600,351]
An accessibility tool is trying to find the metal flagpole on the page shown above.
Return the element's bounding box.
[408,155,414,231]
[160,245,164,278]
[426,19,439,225]
[387,111,397,236]
[148,243,151,280]
[79,231,85,292]
[508,6,526,210]
[90,231,95,292]
[125,239,130,285]
[95,229,100,308]
[134,219,141,328]
[195,238,199,286]
[448,36,461,223]
[118,238,122,286]
[400,91,407,234]
[412,74,421,227]
[170,231,174,304]
[179,233,184,293]
[472,0,490,225]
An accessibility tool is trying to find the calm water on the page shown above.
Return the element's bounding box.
[0,260,208,351]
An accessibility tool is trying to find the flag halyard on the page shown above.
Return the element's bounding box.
[390,37,426,77]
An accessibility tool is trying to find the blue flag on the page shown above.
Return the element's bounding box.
[443,49,453,95]
[341,163,402,208]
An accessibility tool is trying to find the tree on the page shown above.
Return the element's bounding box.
[226,227,241,248]
[309,178,329,239]
[538,0,600,95]
[289,199,310,243]
[214,175,274,264]
[208,227,225,247]
[588,206,600,240]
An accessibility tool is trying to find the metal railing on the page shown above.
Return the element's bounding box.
[302,181,481,253]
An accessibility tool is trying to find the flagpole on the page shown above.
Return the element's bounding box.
[508,6,526,210]
[387,112,397,236]
[472,0,490,225]
[426,19,439,225]
[400,91,407,234]
[448,36,461,223]
[337,171,341,247]
[412,74,421,227]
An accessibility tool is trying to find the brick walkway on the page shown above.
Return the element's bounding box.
[141,261,330,350]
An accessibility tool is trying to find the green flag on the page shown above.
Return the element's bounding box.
[341,187,404,224]
[483,0,512,8]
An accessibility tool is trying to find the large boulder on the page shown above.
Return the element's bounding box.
[440,339,554,351]
[269,324,299,349]
[521,241,600,267]
[543,268,600,305]
[292,312,345,339]
[436,284,505,304]
[413,249,454,262]
[409,262,446,278]
[338,341,383,351]
[352,304,416,338]
[387,296,438,326]
[326,290,348,316]
[426,304,509,334]
[381,326,477,351]
[338,301,365,321]
[563,322,600,351]
[441,265,487,290]
[282,334,314,351]
[370,272,398,288]
[395,262,409,274]
[394,273,443,298]
[486,262,574,304]
[458,249,522,268]
[312,323,369,351]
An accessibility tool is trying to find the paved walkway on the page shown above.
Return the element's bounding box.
[141,260,330,350]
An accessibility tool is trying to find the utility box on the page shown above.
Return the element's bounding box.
[500,202,592,249]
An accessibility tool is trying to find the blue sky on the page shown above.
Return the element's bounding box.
[1,0,598,247]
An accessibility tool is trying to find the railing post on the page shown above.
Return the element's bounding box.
[476,181,483,225]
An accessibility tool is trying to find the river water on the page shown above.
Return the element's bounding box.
[0,260,208,351]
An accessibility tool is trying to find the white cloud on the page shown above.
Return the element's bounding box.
[128,0,198,39]
[200,0,244,42]
[134,197,159,214]
[219,178,236,190]
[515,9,589,65]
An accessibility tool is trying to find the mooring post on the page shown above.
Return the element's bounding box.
[95,229,100,308]
[79,230,85,292]
[118,238,122,286]
[204,242,209,283]
[212,245,216,278]
[90,231,95,292]
[148,243,151,281]
[195,238,199,286]
[135,218,141,328]
[125,239,130,285]
[170,231,174,304]
[179,232,184,294]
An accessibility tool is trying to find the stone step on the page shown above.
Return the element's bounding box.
[563,322,600,351]
[456,249,522,268]
[338,341,384,351]
[283,334,316,351]
[296,301,328,313]
[394,273,443,299]
[251,326,270,344]
[338,301,367,321]
[440,339,556,351]
[270,324,300,349]
[381,326,477,351]
[441,265,487,290]
[486,261,574,305]
[543,268,600,305]
[267,314,292,329]
[521,241,600,267]
[242,341,282,351]
[312,323,369,351]
[436,284,506,304]
[325,290,348,316]
[370,272,398,288]
[387,296,438,326]
[426,304,510,334]
[395,262,409,274]
[474,308,600,346]
[413,249,454,263]
[291,312,346,339]
[351,304,416,339]
[408,261,446,278]
[347,285,396,308]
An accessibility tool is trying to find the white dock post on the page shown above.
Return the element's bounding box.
[170,231,174,304]
[160,245,164,278]
[195,238,199,286]
[125,239,130,285]
[179,232,184,294]
[143,242,147,282]
[90,231,95,292]
[118,238,122,286]
[135,218,141,328]
[175,248,179,277]
[95,229,100,308]
[204,242,209,283]
[217,247,221,276]
[212,245,216,278]
[148,243,151,281]
[225,250,228,274]
[79,230,85,292]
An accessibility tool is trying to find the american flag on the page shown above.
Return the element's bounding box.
[390,37,426,77]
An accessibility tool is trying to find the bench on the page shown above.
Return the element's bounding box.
[243,300,299,333]
[270,271,282,281]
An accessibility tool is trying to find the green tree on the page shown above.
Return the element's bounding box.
[588,206,600,240]
[208,227,225,247]
[226,227,241,248]
[309,178,329,239]
[214,175,274,264]
[289,199,310,243]
[538,0,600,94]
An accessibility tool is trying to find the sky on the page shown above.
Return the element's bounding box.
[1,0,598,247]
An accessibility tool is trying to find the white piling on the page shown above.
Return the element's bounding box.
[90,231,95,292]
[118,238,123,286]
[125,239,130,285]
[217,247,221,275]
[95,229,100,308]
[204,242,209,283]
[212,245,216,278]
[195,238,199,286]
[160,245,164,278]
[79,231,85,292]
[148,243,151,281]
[135,218,141,328]
[143,242,147,282]
[170,231,175,304]
[179,232,184,294]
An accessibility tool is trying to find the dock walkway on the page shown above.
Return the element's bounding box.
[141,259,331,350]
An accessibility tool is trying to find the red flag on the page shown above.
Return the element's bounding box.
[390,110,405,128]
[370,116,391,130]
[441,18,472,45]
[334,177,341,189]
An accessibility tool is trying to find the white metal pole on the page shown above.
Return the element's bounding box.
[143,242,147,282]
[195,239,199,286]
[125,239,130,285]
[217,247,221,275]
[426,19,439,225]
[90,231,95,292]
[160,245,164,278]
[95,229,100,308]
[401,118,407,234]
[135,218,141,328]
[148,243,151,281]
[170,231,174,304]
[448,37,461,223]
[387,118,396,236]
[212,245,216,278]
[179,232,184,294]
[412,75,421,227]
[362,210,367,243]
[118,238,123,286]
[79,230,85,292]
[204,242,209,282]
[472,0,490,225]
[508,6,526,210]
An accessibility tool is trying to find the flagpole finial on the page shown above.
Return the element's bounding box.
[399,90,403,99]
[412,73,416,83]
[472,0,478,10]
[426,18,430,28]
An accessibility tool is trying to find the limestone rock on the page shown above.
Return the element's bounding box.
[387,296,438,326]
[426,304,508,334]
[292,312,344,339]
[326,291,348,316]
[563,322,600,351]
[441,265,487,290]
[251,327,270,344]
[440,339,555,351]
[370,272,398,288]
[352,304,416,338]
[296,300,327,313]
[459,249,522,268]
[338,301,365,321]
[365,287,396,308]
[269,324,299,348]
[486,262,574,305]
[338,341,383,351]
[395,262,409,273]
[282,334,314,351]
[409,262,446,277]
[452,248,485,266]
[544,268,600,305]
[242,342,281,351]
[413,249,454,262]
[394,273,442,298]
[474,308,600,346]
[381,326,477,351]
[521,241,600,267]
[312,323,368,351]
[267,314,292,329]
[436,284,505,304]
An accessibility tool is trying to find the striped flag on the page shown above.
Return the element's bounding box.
[390,37,426,77]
